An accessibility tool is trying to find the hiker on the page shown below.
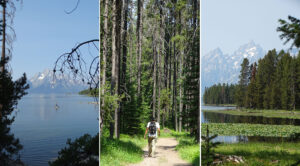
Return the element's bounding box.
[144,117,160,157]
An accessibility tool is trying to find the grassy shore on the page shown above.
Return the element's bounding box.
[202,123,300,137]
[215,142,300,165]
[202,123,300,165]
[202,109,300,119]
[203,104,237,107]
[78,88,99,96]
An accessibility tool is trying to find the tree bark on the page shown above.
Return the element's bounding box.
[173,41,178,132]
[157,0,165,125]
[179,50,183,132]
[120,0,128,134]
[102,0,108,107]
[0,1,6,121]
[110,0,122,139]
[115,0,122,139]
[136,0,143,99]
[157,40,161,124]
[152,35,156,118]
[173,3,178,132]
[110,0,117,139]
[178,9,183,133]
[1,2,5,72]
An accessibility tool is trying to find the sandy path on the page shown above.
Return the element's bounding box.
[129,137,192,166]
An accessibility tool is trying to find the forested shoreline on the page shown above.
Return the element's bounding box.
[203,49,300,110]
[203,83,237,105]
[100,0,199,140]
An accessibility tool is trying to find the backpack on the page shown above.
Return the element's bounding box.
[149,122,156,135]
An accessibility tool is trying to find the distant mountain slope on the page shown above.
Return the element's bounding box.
[28,69,87,93]
[201,41,265,92]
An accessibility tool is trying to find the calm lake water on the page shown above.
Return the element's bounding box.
[201,105,300,143]
[10,94,98,166]
[202,105,300,125]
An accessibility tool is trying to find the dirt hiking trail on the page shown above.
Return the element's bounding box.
[129,137,192,166]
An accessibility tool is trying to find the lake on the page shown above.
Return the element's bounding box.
[10,93,98,166]
[201,105,300,143]
[202,105,300,125]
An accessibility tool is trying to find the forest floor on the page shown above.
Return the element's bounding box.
[128,137,192,166]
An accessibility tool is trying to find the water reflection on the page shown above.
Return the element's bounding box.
[201,105,300,143]
[203,111,300,125]
[10,94,98,166]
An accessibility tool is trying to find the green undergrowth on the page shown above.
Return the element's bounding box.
[100,128,199,166]
[202,123,300,137]
[173,132,200,166]
[100,134,147,166]
[203,109,300,119]
[215,142,300,165]
[161,128,200,166]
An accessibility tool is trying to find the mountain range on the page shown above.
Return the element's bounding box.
[201,41,265,92]
[201,41,300,94]
[28,69,88,94]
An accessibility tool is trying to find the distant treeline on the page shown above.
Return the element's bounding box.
[203,84,237,105]
[204,49,300,110]
[79,88,99,96]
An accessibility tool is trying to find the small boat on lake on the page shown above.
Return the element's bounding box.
[55,103,59,110]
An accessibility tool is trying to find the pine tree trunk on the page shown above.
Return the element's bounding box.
[152,35,156,118]
[110,0,117,139]
[174,42,178,132]
[120,0,128,133]
[115,0,122,139]
[157,0,165,124]
[102,0,108,107]
[179,51,183,132]
[163,110,165,128]
[178,9,183,133]
[173,6,178,131]
[1,2,5,72]
[137,0,143,98]
[157,40,161,124]
[0,2,4,120]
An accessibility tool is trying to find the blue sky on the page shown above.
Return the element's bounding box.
[202,0,300,55]
[10,0,98,79]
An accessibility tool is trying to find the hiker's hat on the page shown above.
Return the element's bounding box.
[151,117,156,121]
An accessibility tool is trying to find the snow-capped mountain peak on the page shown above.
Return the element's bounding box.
[201,41,265,92]
[28,69,88,94]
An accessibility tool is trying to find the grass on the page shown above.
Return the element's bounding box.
[173,132,200,166]
[202,109,300,119]
[100,134,147,166]
[100,128,199,166]
[202,123,300,137]
[214,142,300,165]
[161,129,200,166]
[203,104,237,107]
[202,109,300,165]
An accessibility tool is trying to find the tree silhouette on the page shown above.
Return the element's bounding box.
[0,57,29,165]
[277,15,300,49]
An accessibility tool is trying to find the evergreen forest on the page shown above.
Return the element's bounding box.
[99,0,200,165]
[204,49,300,110]
[100,0,199,139]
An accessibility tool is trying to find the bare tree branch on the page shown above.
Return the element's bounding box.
[53,39,99,94]
[65,0,80,14]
